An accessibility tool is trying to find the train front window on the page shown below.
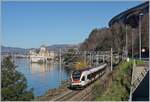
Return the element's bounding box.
[72,71,81,80]
[81,76,85,81]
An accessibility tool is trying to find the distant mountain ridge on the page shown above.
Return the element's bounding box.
[1,46,29,55]
[1,44,79,54]
[47,44,79,51]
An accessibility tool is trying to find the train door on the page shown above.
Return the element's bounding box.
[87,74,92,83]
[80,75,86,86]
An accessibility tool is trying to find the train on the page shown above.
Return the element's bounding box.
[70,63,107,89]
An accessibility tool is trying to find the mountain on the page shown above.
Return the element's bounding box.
[1,46,29,55]
[47,44,79,51]
[1,44,79,55]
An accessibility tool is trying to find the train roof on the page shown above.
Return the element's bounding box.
[75,63,106,72]
[76,67,93,72]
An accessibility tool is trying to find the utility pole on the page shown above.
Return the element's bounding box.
[111,48,113,71]
[132,29,134,59]
[125,24,128,59]
[84,51,86,64]
[103,55,105,63]
[139,13,143,60]
[96,54,99,67]
[90,52,92,67]
[91,51,94,67]
[59,48,62,87]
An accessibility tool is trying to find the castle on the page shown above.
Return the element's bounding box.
[29,45,55,63]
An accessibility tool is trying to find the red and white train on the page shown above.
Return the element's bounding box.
[70,63,107,89]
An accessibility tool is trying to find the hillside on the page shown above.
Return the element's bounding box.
[80,12,149,57]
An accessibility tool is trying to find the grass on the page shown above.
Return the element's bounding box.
[135,60,145,65]
[95,61,133,101]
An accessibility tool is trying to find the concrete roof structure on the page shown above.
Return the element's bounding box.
[109,1,149,28]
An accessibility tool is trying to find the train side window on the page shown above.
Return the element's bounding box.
[87,74,90,80]
[87,74,92,80]
[81,76,85,81]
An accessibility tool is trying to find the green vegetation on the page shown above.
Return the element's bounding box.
[135,60,145,65]
[74,58,89,69]
[63,48,76,62]
[63,48,90,70]
[95,61,133,101]
[1,56,34,101]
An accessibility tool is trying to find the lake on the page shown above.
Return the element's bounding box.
[15,58,71,96]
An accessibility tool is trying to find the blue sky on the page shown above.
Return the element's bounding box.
[2,1,143,48]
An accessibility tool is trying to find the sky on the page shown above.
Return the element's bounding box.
[2,1,143,48]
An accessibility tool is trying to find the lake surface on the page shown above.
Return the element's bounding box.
[15,58,71,96]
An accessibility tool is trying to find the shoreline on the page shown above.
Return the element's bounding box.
[36,80,70,101]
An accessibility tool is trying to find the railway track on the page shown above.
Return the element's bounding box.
[73,71,110,101]
[53,66,110,101]
[54,90,80,101]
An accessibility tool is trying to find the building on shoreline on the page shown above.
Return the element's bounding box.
[29,45,56,63]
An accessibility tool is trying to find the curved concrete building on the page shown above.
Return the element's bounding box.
[109,1,149,28]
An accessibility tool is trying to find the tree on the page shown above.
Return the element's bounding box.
[110,22,129,54]
[80,28,112,51]
[1,56,34,101]
[74,57,89,70]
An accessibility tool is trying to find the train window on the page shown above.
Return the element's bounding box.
[93,72,96,77]
[87,74,90,79]
[81,76,85,81]
[87,74,92,80]
[72,70,81,80]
